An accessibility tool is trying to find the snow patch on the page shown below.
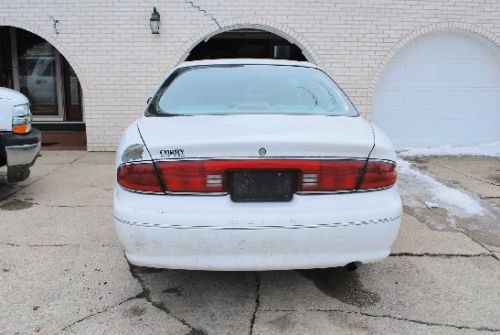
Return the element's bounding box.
[424,201,439,209]
[399,141,500,158]
[397,158,486,216]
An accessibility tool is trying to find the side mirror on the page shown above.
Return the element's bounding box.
[147,96,152,105]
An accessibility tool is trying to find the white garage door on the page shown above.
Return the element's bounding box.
[373,31,500,149]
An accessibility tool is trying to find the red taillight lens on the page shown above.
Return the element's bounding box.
[117,162,162,193]
[359,161,397,190]
[155,159,383,193]
[299,160,366,192]
[117,159,396,194]
[157,160,223,193]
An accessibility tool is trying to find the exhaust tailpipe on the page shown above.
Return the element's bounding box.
[345,262,358,272]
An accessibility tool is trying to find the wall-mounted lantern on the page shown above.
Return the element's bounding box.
[150,7,160,34]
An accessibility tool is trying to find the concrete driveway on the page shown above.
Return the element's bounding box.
[0,151,499,335]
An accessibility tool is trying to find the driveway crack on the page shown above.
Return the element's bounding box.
[60,294,142,331]
[265,308,500,332]
[128,262,205,334]
[184,0,221,28]
[436,161,500,187]
[249,272,261,335]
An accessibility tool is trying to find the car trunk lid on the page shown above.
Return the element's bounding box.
[138,114,374,160]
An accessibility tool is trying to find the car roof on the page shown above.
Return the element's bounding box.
[175,58,318,69]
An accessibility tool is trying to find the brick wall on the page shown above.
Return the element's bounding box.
[1,0,499,151]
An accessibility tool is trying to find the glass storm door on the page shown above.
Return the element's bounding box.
[16,29,63,120]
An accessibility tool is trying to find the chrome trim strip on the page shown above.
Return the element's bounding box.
[114,215,401,231]
[119,156,396,164]
[118,186,395,196]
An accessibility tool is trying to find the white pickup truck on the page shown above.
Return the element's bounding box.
[0,87,41,182]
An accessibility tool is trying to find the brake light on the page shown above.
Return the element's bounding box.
[116,159,397,194]
[117,162,162,193]
[359,161,397,190]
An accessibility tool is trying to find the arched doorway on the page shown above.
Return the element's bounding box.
[373,30,500,148]
[0,26,85,149]
[185,28,308,61]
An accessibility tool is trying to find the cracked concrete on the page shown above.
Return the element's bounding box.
[128,265,205,334]
[253,310,496,334]
[62,298,190,335]
[1,151,499,334]
[249,273,261,335]
[185,0,221,29]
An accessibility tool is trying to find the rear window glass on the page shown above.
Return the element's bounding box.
[152,64,358,116]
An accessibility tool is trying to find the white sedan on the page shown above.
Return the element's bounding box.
[114,59,401,271]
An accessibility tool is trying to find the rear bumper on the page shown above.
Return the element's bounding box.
[114,187,402,271]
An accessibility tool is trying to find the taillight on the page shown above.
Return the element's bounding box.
[117,159,397,194]
[359,161,397,190]
[154,159,396,194]
[299,160,366,192]
[117,162,162,193]
[157,160,225,193]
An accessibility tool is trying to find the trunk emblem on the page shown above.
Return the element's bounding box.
[160,149,185,158]
[258,148,266,156]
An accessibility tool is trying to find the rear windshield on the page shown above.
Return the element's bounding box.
[151,64,358,116]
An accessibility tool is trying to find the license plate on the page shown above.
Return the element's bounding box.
[228,170,297,202]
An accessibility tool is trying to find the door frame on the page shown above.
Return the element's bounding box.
[10,27,65,122]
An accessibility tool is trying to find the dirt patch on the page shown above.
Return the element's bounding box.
[488,174,500,184]
[186,329,209,335]
[299,268,380,307]
[403,205,456,232]
[269,313,294,332]
[0,199,33,210]
[127,305,146,317]
[163,286,183,296]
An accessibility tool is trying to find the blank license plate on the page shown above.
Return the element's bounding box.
[228,170,297,202]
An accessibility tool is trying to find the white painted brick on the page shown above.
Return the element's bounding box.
[0,0,498,151]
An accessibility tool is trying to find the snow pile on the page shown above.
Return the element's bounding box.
[398,141,500,158]
[397,158,486,216]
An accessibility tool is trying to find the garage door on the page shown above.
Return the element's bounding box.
[373,31,500,148]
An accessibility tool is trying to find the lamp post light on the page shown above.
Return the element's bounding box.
[150,7,160,34]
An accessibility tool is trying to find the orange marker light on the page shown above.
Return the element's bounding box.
[12,124,30,134]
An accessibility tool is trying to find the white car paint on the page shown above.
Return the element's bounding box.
[114,59,401,271]
[374,31,500,148]
[138,114,376,160]
[0,87,29,131]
